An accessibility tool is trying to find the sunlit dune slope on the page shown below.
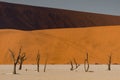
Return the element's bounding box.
[1,26,120,64]
[1,1,120,30]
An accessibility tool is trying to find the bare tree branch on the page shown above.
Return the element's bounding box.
[19,52,27,70]
[73,58,80,69]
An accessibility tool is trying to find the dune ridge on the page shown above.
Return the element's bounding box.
[1,1,120,30]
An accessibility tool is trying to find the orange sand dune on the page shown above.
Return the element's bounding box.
[0,26,120,64]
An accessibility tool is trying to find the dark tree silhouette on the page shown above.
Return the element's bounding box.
[70,58,80,71]
[9,47,22,74]
[84,52,89,72]
[44,56,48,72]
[70,61,74,71]
[36,51,40,72]
[19,53,26,70]
[108,54,112,71]
[73,58,80,69]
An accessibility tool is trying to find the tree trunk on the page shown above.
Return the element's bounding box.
[19,61,22,70]
[44,63,47,72]
[70,61,74,71]
[84,59,89,72]
[13,63,17,74]
[44,57,48,72]
[84,53,89,72]
[108,55,112,71]
[36,52,40,72]
[37,63,39,72]
[108,64,111,70]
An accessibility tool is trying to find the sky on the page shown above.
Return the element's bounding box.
[0,0,120,16]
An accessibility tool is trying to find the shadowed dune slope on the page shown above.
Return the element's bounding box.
[1,2,120,30]
[1,26,120,64]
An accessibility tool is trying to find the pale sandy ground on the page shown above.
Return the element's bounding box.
[0,65,120,80]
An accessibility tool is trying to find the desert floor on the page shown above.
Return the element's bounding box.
[0,65,120,80]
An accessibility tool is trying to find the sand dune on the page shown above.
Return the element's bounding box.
[1,1,120,30]
[0,26,120,64]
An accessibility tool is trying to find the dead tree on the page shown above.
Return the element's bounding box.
[108,54,112,71]
[44,56,48,72]
[19,53,26,70]
[70,61,74,71]
[70,58,80,71]
[36,51,40,72]
[73,58,80,69]
[84,52,89,72]
[9,48,22,74]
